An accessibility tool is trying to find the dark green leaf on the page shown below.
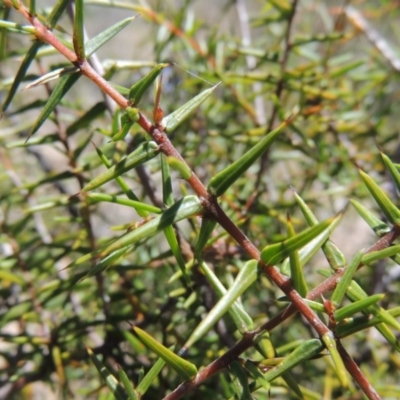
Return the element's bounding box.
[261,216,335,266]
[184,260,257,349]
[381,152,400,193]
[118,368,138,400]
[87,347,128,400]
[262,339,323,382]
[350,199,390,236]
[208,117,293,197]
[66,102,107,135]
[136,357,166,396]
[93,143,150,218]
[2,41,42,112]
[294,191,346,270]
[331,250,363,307]
[29,73,81,138]
[287,213,308,297]
[132,327,198,380]
[82,141,159,192]
[321,333,348,387]
[69,195,203,267]
[162,83,220,133]
[85,17,135,57]
[359,169,400,225]
[47,0,71,28]
[194,218,217,258]
[161,153,174,206]
[229,361,253,400]
[73,0,85,58]
[335,294,385,322]
[24,66,79,89]
[129,64,169,105]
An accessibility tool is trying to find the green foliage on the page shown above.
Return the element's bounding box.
[1,1,400,399]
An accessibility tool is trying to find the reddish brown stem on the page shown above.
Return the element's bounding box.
[336,339,382,400]
[5,2,392,399]
[163,228,400,399]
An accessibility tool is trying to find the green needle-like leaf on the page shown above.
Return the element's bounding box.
[123,331,147,355]
[334,294,385,322]
[335,308,400,347]
[294,191,346,270]
[29,73,81,138]
[381,152,400,192]
[184,260,257,349]
[85,247,130,277]
[136,356,166,396]
[132,327,198,380]
[287,213,308,297]
[162,83,220,133]
[281,213,343,276]
[322,240,347,271]
[128,64,169,105]
[87,347,128,400]
[229,361,253,400]
[321,333,348,387]
[194,218,217,258]
[112,107,139,141]
[118,368,138,400]
[347,280,400,331]
[208,117,293,197]
[281,372,304,399]
[261,216,335,266]
[350,199,390,236]
[303,299,325,313]
[163,225,191,286]
[85,17,135,57]
[73,0,85,59]
[86,193,161,214]
[29,0,36,15]
[166,156,192,180]
[47,0,71,28]
[293,191,319,226]
[82,141,159,192]
[161,153,174,207]
[2,41,42,112]
[359,169,400,225]
[195,261,254,334]
[69,195,203,267]
[93,143,150,218]
[331,250,363,308]
[67,102,107,135]
[244,360,272,393]
[24,66,80,89]
[361,245,400,265]
[0,20,35,34]
[262,339,324,382]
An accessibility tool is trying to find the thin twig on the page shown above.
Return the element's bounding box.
[236,0,266,126]
[336,339,381,400]
[255,0,299,190]
[346,5,400,73]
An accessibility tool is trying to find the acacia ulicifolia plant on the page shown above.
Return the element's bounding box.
[1,0,400,399]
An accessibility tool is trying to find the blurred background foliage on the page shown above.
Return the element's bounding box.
[1,0,400,399]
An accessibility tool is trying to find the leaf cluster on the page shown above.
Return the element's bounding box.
[1,1,400,399]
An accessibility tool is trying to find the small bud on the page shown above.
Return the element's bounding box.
[154,106,164,126]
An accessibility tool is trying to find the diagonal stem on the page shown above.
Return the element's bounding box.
[7,0,329,339]
[5,2,390,399]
